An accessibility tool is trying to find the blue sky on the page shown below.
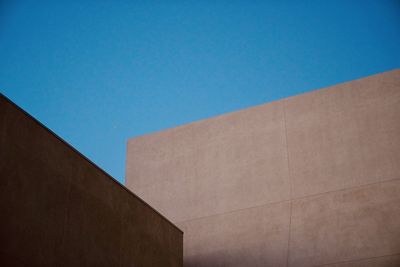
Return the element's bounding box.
[1,1,399,184]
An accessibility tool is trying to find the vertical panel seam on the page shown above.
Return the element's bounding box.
[282,100,293,202]
[282,100,293,267]
[286,201,293,267]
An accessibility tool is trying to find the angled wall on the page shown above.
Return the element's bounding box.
[126,69,400,267]
[0,95,183,267]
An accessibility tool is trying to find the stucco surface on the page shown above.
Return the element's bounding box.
[178,201,291,267]
[128,98,291,222]
[289,180,400,267]
[319,254,400,267]
[285,70,400,198]
[126,69,400,267]
[0,95,183,267]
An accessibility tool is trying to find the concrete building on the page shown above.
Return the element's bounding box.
[126,69,400,266]
[0,95,183,266]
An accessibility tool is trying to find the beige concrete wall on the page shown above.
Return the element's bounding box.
[126,69,400,266]
[0,95,183,267]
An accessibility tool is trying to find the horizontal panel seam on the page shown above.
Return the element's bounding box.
[176,177,400,224]
[312,252,400,267]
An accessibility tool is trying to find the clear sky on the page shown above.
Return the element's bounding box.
[1,1,399,184]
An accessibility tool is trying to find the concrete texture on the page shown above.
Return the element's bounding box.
[178,201,291,267]
[126,69,400,266]
[127,100,291,222]
[319,254,400,267]
[285,70,400,198]
[289,180,400,267]
[0,95,182,267]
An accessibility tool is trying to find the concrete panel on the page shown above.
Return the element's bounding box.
[0,95,183,267]
[127,125,196,189]
[0,94,83,179]
[120,191,183,267]
[178,201,291,267]
[57,156,129,266]
[289,180,400,267]
[319,254,400,267]
[126,69,400,266]
[59,184,123,266]
[0,143,70,267]
[127,102,291,222]
[285,70,400,198]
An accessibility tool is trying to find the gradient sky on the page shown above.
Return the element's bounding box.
[1,0,399,184]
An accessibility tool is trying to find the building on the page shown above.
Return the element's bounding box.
[0,95,183,266]
[1,69,399,267]
[126,69,400,266]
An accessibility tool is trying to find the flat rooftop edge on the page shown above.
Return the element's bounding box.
[0,93,183,234]
[128,68,400,142]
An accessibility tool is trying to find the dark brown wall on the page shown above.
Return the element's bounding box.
[0,95,182,267]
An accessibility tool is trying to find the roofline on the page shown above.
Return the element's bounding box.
[1,93,183,234]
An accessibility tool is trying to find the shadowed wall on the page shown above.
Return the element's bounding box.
[0,95,183,267]
[126,69,400,267]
